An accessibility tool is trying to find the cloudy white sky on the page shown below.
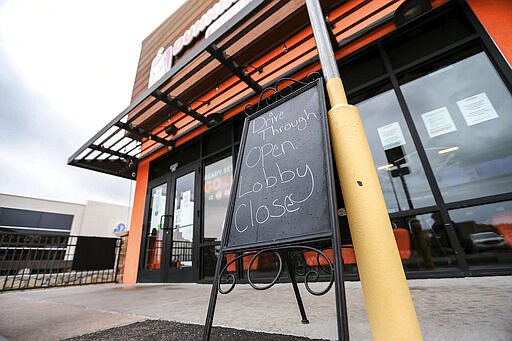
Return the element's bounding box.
[0,0,185,206]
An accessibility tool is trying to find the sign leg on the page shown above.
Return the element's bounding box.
[284,252,309,324]
[331,243,350,340]
[203,249,224,341]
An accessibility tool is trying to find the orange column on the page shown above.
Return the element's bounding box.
[122,160,150,284]
[467,0,512,63]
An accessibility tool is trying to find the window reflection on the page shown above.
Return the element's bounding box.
[357,89,435,212]
[238,251,283,280]
[449,201,512,269]
[201,244,222,280]
[400,52,512,203]
[301,212,457,273]
[390,213,457,271]
[203,156,233,242]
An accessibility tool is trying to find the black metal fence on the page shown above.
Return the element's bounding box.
[0,232,122,292]
[171,240,193,268]
[144,237,193,269]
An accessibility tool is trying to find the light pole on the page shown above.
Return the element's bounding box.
[305,1,423,340]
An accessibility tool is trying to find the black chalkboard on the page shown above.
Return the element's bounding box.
[224,80,336,250]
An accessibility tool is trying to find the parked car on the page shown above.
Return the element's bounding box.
[470,232,508,253]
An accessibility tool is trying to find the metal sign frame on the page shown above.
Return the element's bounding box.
[202,77,349,340]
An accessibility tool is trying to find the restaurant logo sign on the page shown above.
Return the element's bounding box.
[148,0,252,88]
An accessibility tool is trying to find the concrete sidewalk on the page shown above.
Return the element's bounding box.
[0,276,511,340]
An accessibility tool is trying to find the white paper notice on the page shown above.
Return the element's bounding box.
[174,209,182,226]
[180,206,194,227]
[457,92,499,126]
[421,107,457,138]
[151,189,166,230]
[377,122,406,150]
[182,190,191,207]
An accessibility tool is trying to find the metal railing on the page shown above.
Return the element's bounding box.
[171,240,193,268]
[144,237,193,269]
[0,232,122,292]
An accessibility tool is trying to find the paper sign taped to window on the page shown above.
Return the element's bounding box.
[421,107,457,138]
[182,190,191,207]
[457,92,499,126]
[377,122,406,150]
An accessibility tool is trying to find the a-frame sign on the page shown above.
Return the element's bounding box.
[203,78,349,340]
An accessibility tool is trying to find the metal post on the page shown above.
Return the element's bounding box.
[305,0,423,340]
[305,0,340,81]
[283,252,309,324]
[203,247,223,340]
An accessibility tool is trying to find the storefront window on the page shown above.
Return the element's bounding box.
[201,244,223,280]
[390,212,458,271]
[400,52,512,203]
[357,89,435,213]
[144,183,166,270]
[449,201,512,270]
[238,251,283,280]
[203,156,233,242]
[301,212,457,274]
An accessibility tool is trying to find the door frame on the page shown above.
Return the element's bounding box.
[138,174,169,283]
[137,162,200,283]
[163,162,200,282]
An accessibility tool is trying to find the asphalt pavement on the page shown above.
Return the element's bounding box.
[64,320,327,341]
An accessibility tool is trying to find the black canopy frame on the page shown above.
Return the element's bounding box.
[67,0,395,179]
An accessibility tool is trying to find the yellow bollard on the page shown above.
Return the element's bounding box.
[326,77,423,341]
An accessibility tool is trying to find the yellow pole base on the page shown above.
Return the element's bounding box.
[326,78,422,341]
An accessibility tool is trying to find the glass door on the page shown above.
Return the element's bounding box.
[139,179,169,282]
[164,165,199,282]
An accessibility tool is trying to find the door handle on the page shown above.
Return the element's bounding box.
[159,214,173,230]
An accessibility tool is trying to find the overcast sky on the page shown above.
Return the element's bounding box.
[0,0,186,206]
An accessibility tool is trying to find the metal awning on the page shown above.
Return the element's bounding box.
[68,0,398,179]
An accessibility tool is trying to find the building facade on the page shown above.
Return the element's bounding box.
[69,0,512,284]
[0,193,130,237]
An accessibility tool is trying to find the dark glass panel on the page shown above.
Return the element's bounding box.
[449,201,512,270]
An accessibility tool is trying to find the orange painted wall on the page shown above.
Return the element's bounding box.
[123,161,149,283]
[467,0,512,65]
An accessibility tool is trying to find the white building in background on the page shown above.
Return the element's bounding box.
[0,193,131,237]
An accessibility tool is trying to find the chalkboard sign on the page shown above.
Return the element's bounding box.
[224,80,336,250]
